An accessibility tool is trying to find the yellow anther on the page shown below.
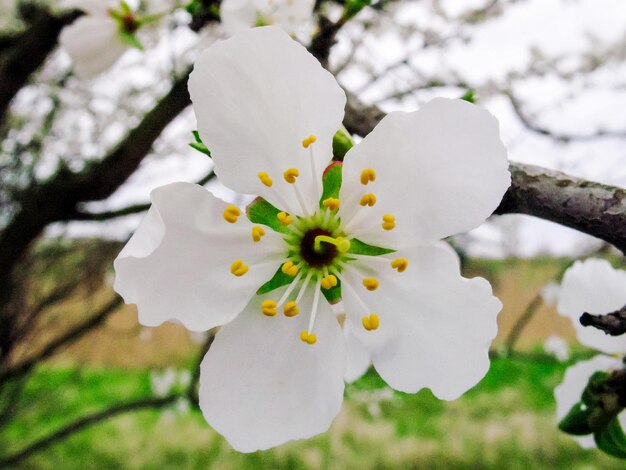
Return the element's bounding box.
[230,259,249,277]
[261,299,278,316]
[222,205,241,223]
[283,301,299,317]
[359,193,377,207]
[362,278,379,291]
[251,226,266,242]
[390,258,408,272]
[281,261,299,277]
[283,168,299,184]
[360,168,376,185]
[257,171,273,187]
[277,212,293,226]
[382,214,396,231]
[322,197,340,211]
[300,330,317,344]
[320,275,338,290]
[362,314,380,331]
[302,134,317,148]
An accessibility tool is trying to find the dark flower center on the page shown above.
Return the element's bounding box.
[300,228,338,268]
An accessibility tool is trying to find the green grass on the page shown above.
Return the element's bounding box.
[1,355,624,469]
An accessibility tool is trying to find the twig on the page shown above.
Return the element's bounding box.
[504,293,543,354]
[580,306,626,336]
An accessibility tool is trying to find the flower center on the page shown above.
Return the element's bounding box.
[300,228,337,268]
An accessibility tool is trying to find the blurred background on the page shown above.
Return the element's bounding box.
[1,0,626,468]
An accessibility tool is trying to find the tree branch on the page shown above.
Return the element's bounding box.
[0,394,178,468]
[580,306,626,336]
[343,92,626,253]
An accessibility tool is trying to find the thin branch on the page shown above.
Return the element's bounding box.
[504,292,542,354]
[580,306,626,336]
[0,395,178,468]
[187,330,216,406]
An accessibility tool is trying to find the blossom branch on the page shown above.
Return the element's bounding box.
[343,92,626,253]
[580,306,626,337]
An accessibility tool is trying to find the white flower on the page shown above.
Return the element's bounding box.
[557,258,626,354]
[541,281,560,307]
[544,335,569,362]
[150,368,191,397]
[114,26,510,452]
[220,0,315,42]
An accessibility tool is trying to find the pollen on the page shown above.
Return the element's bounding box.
[261,299,278,316]
[360,168,376,185]
[283,301,299,317]
[222,205,241,223]
[382,214,396,230]
[391,258,408,272]
[362,278,379,291]
[277,211,293,226]
[230,259,249,277]
[251,226,266,242]
[281,261,299,277]
[362,314,380,331]
[321,274,338,290]
[322,197,340,211]
[283,168,300,184]
[302,134,317,148]
[359,193,376,207]
[300,330,317,344]
[257,171,273,187]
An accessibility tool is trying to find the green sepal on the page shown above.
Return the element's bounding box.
[558,402,593,436]
[119,30,143,50]
[322,280,342,305]
[189,130,211,157]
[320,162,342,206]
[332,129,354,160]
[344,0,372,19]
[184,0,201,15]
[594,418,626,459]
[459,89,476,103]
[348,238,395,256]
[257,267,292,295]
[246,197,289,234]
[136,13,165,27]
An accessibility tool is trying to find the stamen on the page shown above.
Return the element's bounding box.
[283,301,299,317]
[222,205,241,223]
[257,171,273,187]
[281,260,299,277]
[314,235,351,253]
[306,276,323,333]
[322,197,340,211]
[251,226,266,242]
[391,258,409,272]
[230,259,249,277]
[300,330,317,344]
[295,270,314,304]
[360,168,376,185]
[277,212,293,226]
[359,193,376,207]
[362,313,380,331]
[335,272,379,332]
[382,214,396,231]
[261,299,277,316]
[276,270,304,308]
[283,168,299,184]
[320,274,338,290]
[362,278,379,291]
[302,134,317,148]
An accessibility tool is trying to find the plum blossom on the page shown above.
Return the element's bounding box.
[220,0,315,41]
[544,335,569,362]
[554,258,626,448]
[114,26,510,452]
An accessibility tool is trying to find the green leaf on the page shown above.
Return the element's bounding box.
[184,0,201,15]
[320,162,342,206]
[347,238,395,256]
[332,129,354,160]
[459,89,476,103]
[188,130,211,157]
[119,30,143,50]
[257,267,292,295]
[558,402,593,436]
[594,418,626,459]
[344,0,372,19]
[322,281,342,305]
[246,197,289,234]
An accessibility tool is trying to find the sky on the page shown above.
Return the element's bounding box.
[46,0,626,258]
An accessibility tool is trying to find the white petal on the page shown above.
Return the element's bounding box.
[541,281,561,307]
[114,182,285,331]
[554,355,624,449]
[557,259,626,354]
[339,99,510,248]
[220,0,257,35]
[343,319,371,383]
[60,17,129,79]
[189,26,346,216]
[199,290,346,452]
[341,243,501,399]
